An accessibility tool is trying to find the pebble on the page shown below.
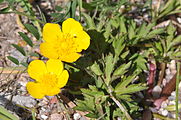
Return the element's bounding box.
[179,82,181,89]
[12,95,37,108]
[170,60,176,70]
[152,85,162,98]
[50,113,63,120]
[171,91,176,96]
[73,113,81,120]
[162,78,167,86]
[41,114,48,120]
[161,109,168,116]
[161,101,168,108]
[168,101,175,105]
[165,69,171,75]
[41,107,46,112]
[168,96,175,101]
[177,18,181,23]
[158,108,163,114]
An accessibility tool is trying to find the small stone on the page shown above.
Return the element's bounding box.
[166,69,171,75]
[41,114,48,120]
[152,85,162,98]
[177,18,181,23]
[41,107,46,111]
[179,82,181,89]
[161,109,168,116]
[162,78,167,86]
[161,101,168,108]
[170,60,176,70]
[169,101,175,105]
[171,91,176,96]
[165,75,173,82]
[50,113,63,120]
[172,114,176,118]
[158,108,163,114]
[73,113,81,120]
[168,96,175,101]
[12,95,36,108]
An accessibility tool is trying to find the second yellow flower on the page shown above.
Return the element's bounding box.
[40,18,90,63]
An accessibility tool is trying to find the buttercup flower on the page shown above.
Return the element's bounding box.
[26,59,69,99]
[40,18,90,62]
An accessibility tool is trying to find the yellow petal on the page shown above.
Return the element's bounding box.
[43,23,62,42]
[40,42,59,59]
[62,52,81,62]
[62,18,83,35]
[26,82,45,99]
[46,87,60,96]
[28,60,47,81]
[46,59,63,75]
[57,70,69,88]
[75,31,90,52]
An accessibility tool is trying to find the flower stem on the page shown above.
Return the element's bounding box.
[108,87,132,120]
[175,62,180,120]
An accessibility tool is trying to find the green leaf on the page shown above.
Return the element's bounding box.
[116,94,132,101]
[158,0,178,19]
[112,36,125,57]
[82,13,96,29]
[0,0,4,3]
[29,52,39,57]
[105,54,114,85]
[104,21,112,38]
[0,106,18,120]
[155,42,163,54]
[147,28,164,38]
[24,24,40,40]
[170,35,181,47]
[115,83,147,95]
[7,56,19,65]
[120,50,129,59]
[171,51,181,58]
[115,74,137,90]
[95,77,103,88]
[85,113,98,118]
[166,104,181,111]
[119,17,127,34]
[128,23,135,40]
[90,62,103,75]
[113,61,132,76]
[11,44,26,56]
[18,32,33,47]
[131,55,147,71]
[55,5,63,11]
[167,22,176,35]
[110,19,119,28]
[137,23,147,37]
[21,62,28,67]
[71,0,77,18]
[0,106,19,120]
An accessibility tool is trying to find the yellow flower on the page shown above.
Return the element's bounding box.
[40,18,90,62]
[26,59,69,99]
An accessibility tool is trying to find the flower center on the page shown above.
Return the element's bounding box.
[55,33,77,58]
[40,73,58,88]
